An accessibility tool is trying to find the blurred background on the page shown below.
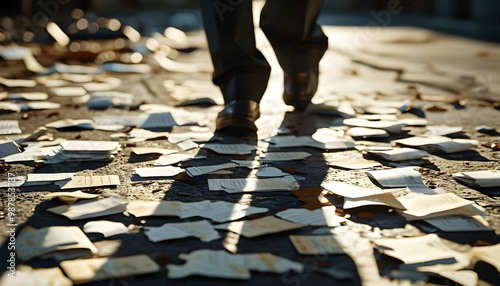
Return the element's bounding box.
[1,0,499,43]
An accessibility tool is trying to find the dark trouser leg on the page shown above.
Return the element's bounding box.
[199,0,271,104]
[260,0,328,74]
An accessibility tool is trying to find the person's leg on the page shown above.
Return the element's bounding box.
[260,0,328,110]
[200,0,271,132]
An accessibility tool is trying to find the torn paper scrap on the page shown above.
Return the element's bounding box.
[424,216,492,232]
[394,136,476,154]
[365,167,426,188]
[343,118,406,133]
[44,191,99,204]
[179,200,268,222]
[126,200,183,217]
[215,216,304,238]
[60,255,159,284]
[47,196,128,220]
[134,166,183,178]
[259,152,311,162]
[16,226,97,261]
[343,193,406,210]
[373,234,467,267]
[367,147,429,162]
[0,141,21,158]
[0,266,72,286]
[202,143,257,155]
[24,172,76,186]
[208,176,300,193]
[327,157,381,170]
[154,153,196,166]
[144,220,220,242]
[452,170,500,188]
[255,167,290,178]
[290,235,345,255]
[83,221,129,237]
[276,207,345,226]
[186,162,238,177]
[267,135,354,150]
[56,175,120,189]
[0,120,22,135]
[396,193,475,220]
[321,181,406,199]
[131,147,177,156]
[167,250,303,279]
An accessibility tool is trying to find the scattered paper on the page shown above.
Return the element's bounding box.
[373,234,466,266]
[202,143,256,155]
[154,153,196,166]
[208,176,300,193]
[260,152,311,162]
[343,118,406,133]
[215,216,304,238]
[327,156,381,170]
[268,135,354,150]
[134,166,184,178]
[44,191,99,204]
[179,200,268,222]
[56,175,120,189]
[47,196,128,220]
[51,86,87,97]
[144,220,220,242]
[131,147,177,156]
[343,193,406,209]
[424,216,492,232]
[322,181,406,199]
[255,167,290,178]
[0,266,72,286]
[45,119,95,130]
[60,255,159,284]
[452,170,500,188]
[126,200,182,217]
[24,172,76,187]
[167,250,303,279]
[17,226,97,261]
[276,206,345,226]
[0,77,37,88]
[0,120,22,135]
[177,139,199,151]
[0,141,21,158]
[186,162,238,177]
[367,148,429,162]
[396,193,474,220]
[394,136,476,154]
[83,221,129,237]
[290,235,345,255]
[365,167,435,194]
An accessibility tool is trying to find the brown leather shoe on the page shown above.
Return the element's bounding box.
[283,72,318,111]
[216,99,260,133]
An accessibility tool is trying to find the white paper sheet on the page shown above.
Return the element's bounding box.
[260,152,311,162]
[179,200,268,222]
[134,166,183,178]
[144,220,220,242]
[47,196,128,220]
[83,220,129,237]
[208,176,300,193]
[290,235,345,255]
[202,143,256,155]
[186,162,238,177]
[0,120,22,135]
[276,206,345,226]
[215,216,304,238]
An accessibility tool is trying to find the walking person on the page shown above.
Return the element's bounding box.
[200,0,328,133]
